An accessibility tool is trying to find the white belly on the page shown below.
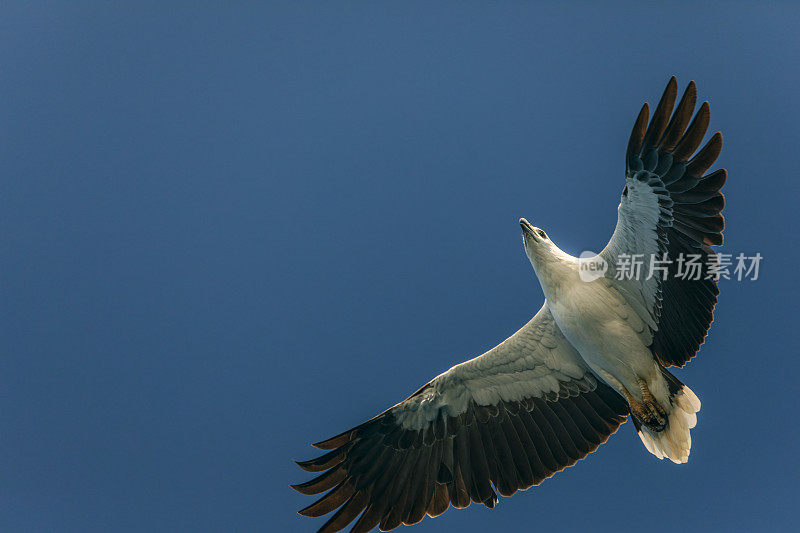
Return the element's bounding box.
[546,281,659,401]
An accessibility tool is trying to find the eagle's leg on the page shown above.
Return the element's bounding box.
[591,367,668,432]
[621,379,667,432]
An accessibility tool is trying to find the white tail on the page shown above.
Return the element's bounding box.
[637,384,701,464]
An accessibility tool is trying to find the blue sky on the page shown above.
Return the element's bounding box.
[2,2,799,532]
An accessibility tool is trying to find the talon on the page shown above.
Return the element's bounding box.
[624,380,668,432]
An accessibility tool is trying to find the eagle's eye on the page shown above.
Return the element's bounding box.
[537,229,547,240]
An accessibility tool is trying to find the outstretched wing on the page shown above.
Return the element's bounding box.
[600,77,726,367]
[292,304,629,532]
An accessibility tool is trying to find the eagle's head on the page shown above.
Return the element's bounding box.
[519,217,577,297]
[519,217,569,273]
[520,218,552,256]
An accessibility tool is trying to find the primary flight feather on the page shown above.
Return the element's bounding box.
[292,77,725,532]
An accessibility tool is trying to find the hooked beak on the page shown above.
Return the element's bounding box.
[520,218,537,240]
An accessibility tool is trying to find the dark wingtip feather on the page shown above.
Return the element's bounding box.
[298,481,356,518]
[705,168,727,190]
[659,80,697,152]
[313,431,354,450]
[684,81,697,107]
[295,459,331,473]
[291,483,319,496]
[643,77,678,151]
[686,132,723,177]
[627,103,649,155]
[291,465,347,495]
[674,101,710,161]
[295,446,349,472]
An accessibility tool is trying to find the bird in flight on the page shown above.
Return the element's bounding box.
[292,77,725,532]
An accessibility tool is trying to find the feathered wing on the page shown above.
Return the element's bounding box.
[600,77,726,367]
[292,304,629,532]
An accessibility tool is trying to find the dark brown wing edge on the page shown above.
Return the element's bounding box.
[625,77,726,367]
[291,377,629,532]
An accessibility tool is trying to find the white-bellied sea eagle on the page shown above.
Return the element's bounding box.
[292,77,725,532]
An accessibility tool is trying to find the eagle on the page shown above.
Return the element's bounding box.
[292,77,725,532]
